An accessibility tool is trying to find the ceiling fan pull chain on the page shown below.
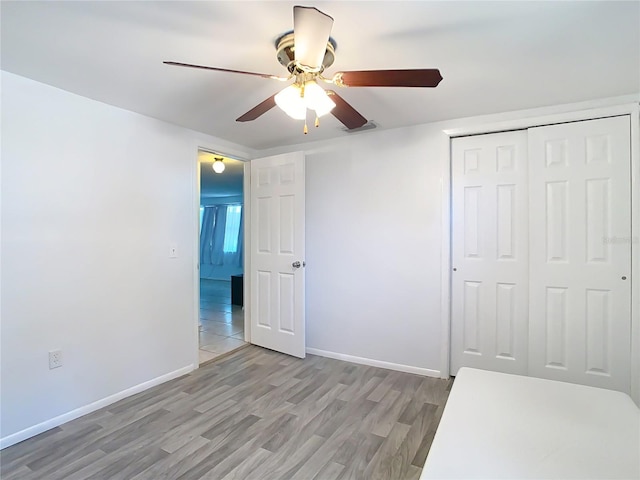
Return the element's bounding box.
[315,115,320,128]
[304,120,308,134]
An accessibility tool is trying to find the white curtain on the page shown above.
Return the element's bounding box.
[200,204,243,279]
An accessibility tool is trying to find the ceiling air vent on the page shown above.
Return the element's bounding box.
[341,121,377,133]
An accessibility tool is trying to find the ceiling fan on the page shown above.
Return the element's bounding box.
[164,5,442,133]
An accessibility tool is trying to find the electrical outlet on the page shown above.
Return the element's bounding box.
[49,350,63,369]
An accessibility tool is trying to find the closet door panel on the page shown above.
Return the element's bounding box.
[451,131,529,375]
[528,116,631,393]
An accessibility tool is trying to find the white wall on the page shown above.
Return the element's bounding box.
[0,72,255,445]
[258,94,640,377]
[260,125,447,373]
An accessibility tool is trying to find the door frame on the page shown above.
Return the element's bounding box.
[193,147,251,368]
[440,102,640,404]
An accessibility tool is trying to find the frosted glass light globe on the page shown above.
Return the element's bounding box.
[212,159,225,173]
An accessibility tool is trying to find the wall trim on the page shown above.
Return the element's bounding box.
[243,161,252,343]
[0,364,195,450]
[443,103,638,138]
[307,348,441,378]
[439,134,452,380]
[629,106,640,405]
[193,146,203,369]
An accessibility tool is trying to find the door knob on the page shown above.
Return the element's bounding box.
[292,261,301,269]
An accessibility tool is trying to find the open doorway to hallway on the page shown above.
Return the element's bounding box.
[199,279,246,363]
[197,151,248,364]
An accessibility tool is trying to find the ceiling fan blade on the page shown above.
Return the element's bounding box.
[236,94,277,122]
[164,61,286,81]
[293,6,334,70]
[334,69,443,87]
[326,90,367,130]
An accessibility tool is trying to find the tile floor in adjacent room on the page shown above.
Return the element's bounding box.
[198,278,247,364]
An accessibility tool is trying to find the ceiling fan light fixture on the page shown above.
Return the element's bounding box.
[275,80,335,120]
[303,80,335,117]
[275,84,307,120]
[212,157,225,173]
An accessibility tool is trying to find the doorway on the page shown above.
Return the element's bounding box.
[197,150,248,364]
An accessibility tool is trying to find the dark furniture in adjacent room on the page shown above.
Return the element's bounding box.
[231,274,243,307]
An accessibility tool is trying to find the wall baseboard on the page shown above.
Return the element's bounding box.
[0,364,196,450]
[306,348,441,378]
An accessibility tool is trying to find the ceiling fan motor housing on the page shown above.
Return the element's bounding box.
[275,32,337,74]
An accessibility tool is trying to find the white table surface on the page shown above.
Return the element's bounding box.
[421,368,640,479]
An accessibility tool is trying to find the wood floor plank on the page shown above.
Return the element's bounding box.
[0,427,62,470]
[261,412,304,453]
[195,410,298,479]
[99,408,172,454]
[138,440,215,479]
[289,402,381,480]
[411,402,447,468]
[175,412,266,480]
[0,465,34,480]
[131,436,210,480]
[249,377,300,417]
[367,373,397,402]
[330,431,385,480]
[1,346,451,480]
[179,384,232,414]
[406,464,424,480]
[261,434,327,480]
[31,449,107,480]
[398,398,437,426]
[335,430,384,465]
[370,391,413,437]
[159,400,235,453]
[312,460,345,480]
[24,423,104,471]
[412,376,451,406]
[289,381,349,420]
[364,422,412,480]
[87,446,169,480]
[382,402,438,480]
[337,367,384,401]
[219,447,273,480]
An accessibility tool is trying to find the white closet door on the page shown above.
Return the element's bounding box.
[451,130,529,375]
[528,116,631,392]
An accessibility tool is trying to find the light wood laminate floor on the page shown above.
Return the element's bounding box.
[0,346,452,480]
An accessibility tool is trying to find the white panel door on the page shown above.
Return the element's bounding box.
[528,116,631,392]
[250,152,306,358]
[451,130,529,375]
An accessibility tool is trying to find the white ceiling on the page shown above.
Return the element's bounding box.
[2,1,638,151]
